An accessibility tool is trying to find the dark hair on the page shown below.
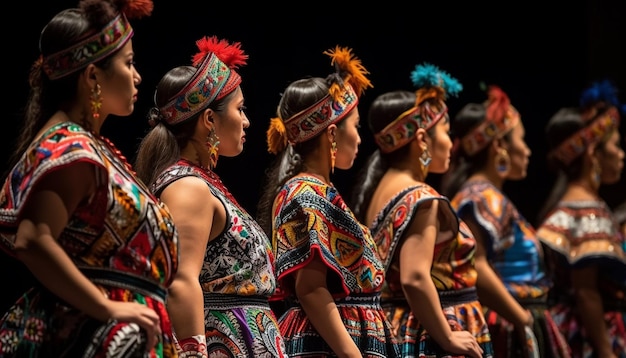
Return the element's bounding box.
[134,65,235,187]
[348,91,413,221]
[536,106,615,223]
[7,0,120,172]
[256,76,339,235]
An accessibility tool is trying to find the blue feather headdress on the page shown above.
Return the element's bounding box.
[580,79,626,115]
[410,62,463,98]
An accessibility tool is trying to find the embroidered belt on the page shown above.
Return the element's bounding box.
[80,267,167,303]
[203,293,271,310]
[438,287,478,307]
[288,292,382,308]
[381,288,479,308]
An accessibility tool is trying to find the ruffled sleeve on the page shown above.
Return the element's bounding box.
[0,123,105,253]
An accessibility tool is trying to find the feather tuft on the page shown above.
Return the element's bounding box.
[580,79,625,115]
[267,117,288,154]
[410,62,462,98]
[324,46,373,98]
[121,0,153,19]
[485,85,510,123]
[192,36,248,69]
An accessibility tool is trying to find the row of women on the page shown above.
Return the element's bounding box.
[0,0,624,357]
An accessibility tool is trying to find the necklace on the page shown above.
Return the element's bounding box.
[92,133,137,176]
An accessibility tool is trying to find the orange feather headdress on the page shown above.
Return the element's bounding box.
[267,46,372,154]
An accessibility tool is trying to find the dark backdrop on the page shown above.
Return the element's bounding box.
[2,1,625,311]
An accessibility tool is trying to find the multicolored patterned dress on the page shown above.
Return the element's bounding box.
[450,180,571,358]
[369,183,493,358]
[537,200,626,358]
[152,160,287,358]
[271,174,400,358]
[0,122,179,357]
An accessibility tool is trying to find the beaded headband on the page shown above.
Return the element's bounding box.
[374,63,462,154]
[460,85,520,156]
[160,36,247,125]
[266,46,372,154]
[42,14,133,80]
[549,106,620,165]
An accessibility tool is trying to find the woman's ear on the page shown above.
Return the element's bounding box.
[82,64,98,88]
[327,124,338,143]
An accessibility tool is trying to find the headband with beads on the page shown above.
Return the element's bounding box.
[457,85,520,156]
[42,0,153,80]
[266,46,373,154]
[159,36,248,126]
[374,63,462,154]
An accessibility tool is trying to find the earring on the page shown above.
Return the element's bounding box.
[90,83,102,120]
[495,148,510,177]
[590,158,601,190]
[330,141,337,174]
[419,147,431,178]
[206,125,220,170]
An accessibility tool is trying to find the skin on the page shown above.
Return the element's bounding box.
[163,87,248,342]
[291,108,364,358]
[14,39,163,352]
[503,122,531,180]
[365,115,483,358]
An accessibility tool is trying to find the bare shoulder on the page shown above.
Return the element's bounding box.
[160,176,218,212]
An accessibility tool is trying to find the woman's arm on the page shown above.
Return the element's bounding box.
[572,265,617,358]
[14,162,162,350]
[295,254,362,358]
[160,176,218,343]
[399,201,482,358]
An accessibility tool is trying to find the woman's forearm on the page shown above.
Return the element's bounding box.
[298,287,362,358]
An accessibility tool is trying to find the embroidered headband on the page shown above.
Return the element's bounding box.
[159,36,247,125]
[41,0,154,80]
[43,15,132,80]
[549,106,620,165]
[266,46,373,154]
[460,85,520,156]
[374,63,462,154]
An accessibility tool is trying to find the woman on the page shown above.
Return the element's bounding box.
[134,36,287,358]
[441,85,571,358]
[350,63,492,358]
[536,104,626,358]
[256,46,400,358]
[0,0,179,356]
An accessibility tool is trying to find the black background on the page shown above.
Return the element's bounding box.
[2,1,625,310]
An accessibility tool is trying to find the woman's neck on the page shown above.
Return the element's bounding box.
[469,168,504,190]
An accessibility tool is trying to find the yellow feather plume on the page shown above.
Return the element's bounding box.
[324,46,373,99]
[266,117,288,154]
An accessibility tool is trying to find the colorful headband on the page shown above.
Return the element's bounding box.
[42,14,132,80]
[266,46,372,154]
[159,36,247,125]
[374,63,462,154]
[549,106,620,165]
[460,85,520,156]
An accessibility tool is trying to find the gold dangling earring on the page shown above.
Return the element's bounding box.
[206,125,220,170]
[495,148,511,177]
[330,141,337,174]
[419,146,431,179]
[90,83,102,120]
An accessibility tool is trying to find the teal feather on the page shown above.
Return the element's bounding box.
[410,62,463,98]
